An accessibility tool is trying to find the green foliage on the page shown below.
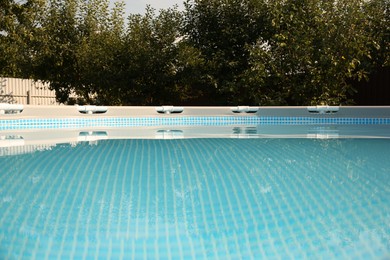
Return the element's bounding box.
[182,0,269,104]
[33,0,82,102]
[0,0,45,77]
[76,0,126,104]
[25,1,185,105]
[114,7,183,105]
[0,0,388,105]
[362,0,390,69]
[247,0,384,105]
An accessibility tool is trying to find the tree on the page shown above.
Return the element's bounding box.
[75,0,126,104]
[247,0,377,105]
[1,0,388,105]
[30,1,185,105]
[109,6,184,105]
[362,0,389,70]
[183,0,269,104]
[30,0,82,102]
[0,0,44,77]
[31,0,127,104]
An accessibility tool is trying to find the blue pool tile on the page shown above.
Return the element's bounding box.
[1,116,390,130]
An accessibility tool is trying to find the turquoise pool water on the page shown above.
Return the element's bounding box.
[0,137,389,259]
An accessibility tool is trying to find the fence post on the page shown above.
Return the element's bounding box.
[27,90,31,104]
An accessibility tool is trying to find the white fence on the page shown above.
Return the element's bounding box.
[1,77,60,105]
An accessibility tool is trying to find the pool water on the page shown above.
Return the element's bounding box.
[1,138,389,259]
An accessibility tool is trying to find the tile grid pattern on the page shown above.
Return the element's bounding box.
[0,139,389,258]
[1,116,390,130]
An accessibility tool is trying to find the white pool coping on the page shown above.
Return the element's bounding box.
[0,105,389,118]
[0,106,389,152]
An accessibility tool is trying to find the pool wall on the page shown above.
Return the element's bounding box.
[1,105,390,118]
[1,105,389,123]
[1,105,390,154]
[0,105,389,132]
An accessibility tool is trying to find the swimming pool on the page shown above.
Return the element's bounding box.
[1,106,390,259]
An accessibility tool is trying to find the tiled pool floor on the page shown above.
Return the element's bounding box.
[1,138,389,259]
